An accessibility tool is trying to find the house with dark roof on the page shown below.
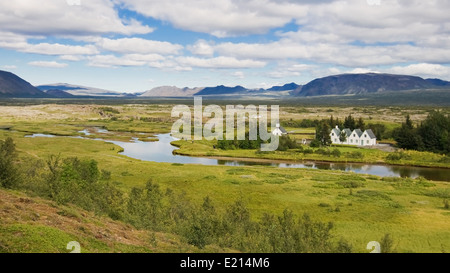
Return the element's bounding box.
[272,123,288,136]
[360,129,377,146]
[330,126,376,146]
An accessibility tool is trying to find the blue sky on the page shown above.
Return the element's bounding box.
[1,0,450,93]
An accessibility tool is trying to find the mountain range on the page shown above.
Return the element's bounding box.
[297,73,444,96]
[0,69,449,99]
[0,70,49,98]
[36,83,124,97]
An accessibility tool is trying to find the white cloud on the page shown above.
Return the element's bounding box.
[2,65,17,70]
[0,32,98,56]
[349,68,380,74]
[387,63,450,79]
[96,38,183,55]
[187,40,215,56]
[231,71,245,79]
[87,53,167,68]
[267,70,301,79]
[22,43,98,55]
[28,61,68,68]
[119,0,307,37]
[1,0,450,89]
[176,56,266,69]
[87,55,147,68]
[0,0,152,36]
[59,55,85,61]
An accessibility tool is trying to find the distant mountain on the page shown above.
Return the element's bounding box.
[140,86,204,97]
[37,83,122,97]
[2,70,449,100]
[425,78,450,87]
[195,85,247,96]
[267,82,300,91]
[44,89,75,98]
[297,73,440,97]
[0,70,49,98]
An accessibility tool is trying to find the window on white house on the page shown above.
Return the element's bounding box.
[367,140,369,144]
[364,134,367,137]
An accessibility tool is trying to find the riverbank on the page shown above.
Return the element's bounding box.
[171,139,450,169]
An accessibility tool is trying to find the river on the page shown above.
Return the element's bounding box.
[26,132,450,181]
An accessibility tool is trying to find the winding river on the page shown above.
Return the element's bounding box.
[27,132,450,181]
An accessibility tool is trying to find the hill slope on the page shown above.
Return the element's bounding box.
[0,189,226,253]
[0,70,49,98]
[140,86,204,97]
[195,85,247,95]
[44,89,75,98]
[267,82,300,91]
[297,73,438,96]
[37,83,123,97]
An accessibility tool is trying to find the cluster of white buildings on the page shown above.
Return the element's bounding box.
[330,126,377,146]
[272,123,377,146]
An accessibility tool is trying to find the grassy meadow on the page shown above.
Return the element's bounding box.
[0,102,449,253]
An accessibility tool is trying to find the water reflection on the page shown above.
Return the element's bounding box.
[24,133,450,181]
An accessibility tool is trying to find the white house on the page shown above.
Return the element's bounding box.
[330,126,376,146]
[272,124,288,136]
[360,129,377,146]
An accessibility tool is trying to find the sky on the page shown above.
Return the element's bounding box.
[1,0,450,93]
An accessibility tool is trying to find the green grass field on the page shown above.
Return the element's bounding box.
[1,103,449,253]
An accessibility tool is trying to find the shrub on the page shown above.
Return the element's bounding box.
[100,107,120,114]
[310,139,321,148]
[336,180,365,188]
[101,170,111,180]
[380,233,395,253]
[331,148,341,158]
[386,152,412,161]
[316,148,330,156]
[335,239,353,253]
[438,156,450,163]
[347,151,364,159]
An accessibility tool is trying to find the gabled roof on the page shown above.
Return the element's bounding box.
[365,129,376,139]
[342,128,352,137]
[279,126,288,134]
[331,128,341,135]
[353,129,363,137]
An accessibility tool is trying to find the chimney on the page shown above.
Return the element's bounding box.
[276,123,280,128]
[335,125,339,129]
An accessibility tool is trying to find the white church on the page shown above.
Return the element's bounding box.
[330,126,377,146]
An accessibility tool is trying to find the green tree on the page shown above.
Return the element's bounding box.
[368,123,386,139]
[380,233,395,253]
[339,131,347,143]
[344,115,356,130]
[393,115,423,150]
[278,135,298,151]
[316,121,331,146]
[417,111,450,153]
[0,137,19,188]
[144,179,164,230]
[357,117,365,131]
